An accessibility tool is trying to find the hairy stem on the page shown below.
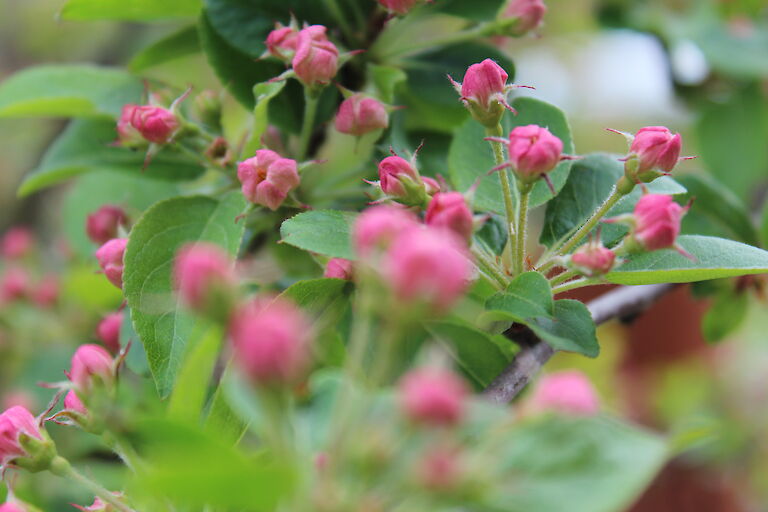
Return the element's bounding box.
[549,269,579,287]
[51,456,135,512]
[297,90,320,161]
[485,125,516,269]
[514,187,530,275]
[551,277,599,294]
[471,246,508,289]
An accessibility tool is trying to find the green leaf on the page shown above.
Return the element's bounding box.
[0,65,142,118]
[369,64,407,104]
[120,306,150,376]
[123,192,245,397]
[527,300,599,357]
[695,84,768,200]
[129,25,201,72]
[62,170,181,260]
[475,214,508,255]
[450,97,575,211]
[678,173,759,246]
[61,0,201,21]
[606,235,768,285]
[426,320,512,388]
[702,288,749,343]
[488,416,667,512]
[539,153,687,248]
[280,210,357,260]
[242,80,287,156]
[435,0,505,20]
[279,278,353,316]
[484,272,554,323]
[18,119,205,197]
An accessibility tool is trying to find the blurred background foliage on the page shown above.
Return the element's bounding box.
[0,0,767,510]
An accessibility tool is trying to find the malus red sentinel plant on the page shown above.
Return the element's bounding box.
[1,0,768,510]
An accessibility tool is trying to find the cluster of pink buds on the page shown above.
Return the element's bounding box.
[68,344,116,395]
[95,238,128,289]
[335,94,389,137]
[398,366,468,427]
[173,243,238,320]
[237,149,300,211]
[374,151,439,206]
[450,59,527,127]
[499,0,547,36]
[117,104,179,146]
[96,312,123,353]
[527,370,600,416]
[266,24,339,89]
[86,205,128,245]
[0,405,56,472]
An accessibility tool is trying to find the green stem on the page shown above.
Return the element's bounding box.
[51,457,135,512]
[297,90,320,161]
[471,246,507,289]
[549,269,579,287]
[551,277,600,295]
[486,126,516,270]
[515,187,530,275]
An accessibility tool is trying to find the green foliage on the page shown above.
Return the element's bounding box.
[129,25,201,72]
[606,235,768,285]
[61,0,202,21]
[450,97,574,211]
[123,192,245,397]
[280,210,357,260]
[702,288,750,343]
[18,119,205,196]
[0,65,142,118]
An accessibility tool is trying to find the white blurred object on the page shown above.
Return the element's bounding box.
[670,39,710,85]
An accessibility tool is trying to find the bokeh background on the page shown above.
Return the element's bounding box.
[1,0,767,510]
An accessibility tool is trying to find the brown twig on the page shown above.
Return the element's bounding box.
[482,283,678,404]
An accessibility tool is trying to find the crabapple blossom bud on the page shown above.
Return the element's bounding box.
[399,367,468,427]
[292,26,339,87]
[0,502,26,512]
[116,104,143,146]
[2,391,35,412]
[0,406,51,469]
[378,0,420,14]
[500,0,547,36]
[96,313,122,353]
[64,391,87,416]
[129,105,179,144]
[384,227,472,311]
[630,126,682,175]
[1,267,29,302]
[95,238,127,289]
[1,227,33,259]
[453,59,513,127]
[507,124,563,183]
[570,242,616,277]
[425,192,474,243]
[528,370,600,416]
[423,177,441,195]
[31,275,59,308]
[229,297,312,386]
[86,205,127,245]
[335,94,389,136]
[631,194,686,252]
[69,344,114,393]
[324,258,353,280]
[173,243,237,315]
[353,205,419,257]
[416,445,463,492]
[266,26,300,62]
[237,150,300,211]
[378,156,421,198]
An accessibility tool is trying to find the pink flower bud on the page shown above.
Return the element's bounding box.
[31,275,59,308]
[398,367,468,426]
[73,496,123,512]
[266,26,300,62]
[129,105,179,144]
[64,391,87,416]
[2,391,35,412]
[1,267,29,302]
[95,238,128,289]
[633,194,685,251]
[0,406,43,467]
[570,243,615,277]
[378,0,420,14]
[461,59,509,109]
[416,445,463,491]
[96,312,122,353]
[507,124,563,180]
[1,227,33,260]
[425,192,474,242]
[353,205,419,257]
[378,156,420,198]
[173,243,237,312]
[292,26,339,87]
[423,177,441,195]
[0,502,26,512]
[69,344,114,393]
[335,94,389,136]
[229,297,312,385]
[86,205,128,245]
[116,104,143,146]
[501,0,547,35]
[384,227,472,311]
[630,126,683,173]
[324,258,353,280]
[528,370,600,416]
[237,149,300,211]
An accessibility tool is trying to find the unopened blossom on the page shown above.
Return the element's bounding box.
[507,124,563,181]
[399,367,468,426]
[229,297,312,385]
[500,0,547,35]
[570,241,616,277]
[86,205,127,245]
[353,205,419,257]
[0,406,43,467]
[0,502,26,512]
[128,105,179,144]
[237,149,300,211]
[64,391,87,416]
[96,312,122,353]
[324,258,353,280]
[630,126,682,174]
[528,370,600,416]
[451,59,517,126]
[425,192,474,243]
[31,275,59,308]
[69,344,114,393]
[266,25,300,62]
[95,238,128,289]
[416,445,464,491]
[378,156,421,198]
[335,94,389,136]
[632,194,686,251]
[0,227,33,259]
[292,26,339,87]
[116,104,143,146]
[1,267,29,302]
[173,243,237,312]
